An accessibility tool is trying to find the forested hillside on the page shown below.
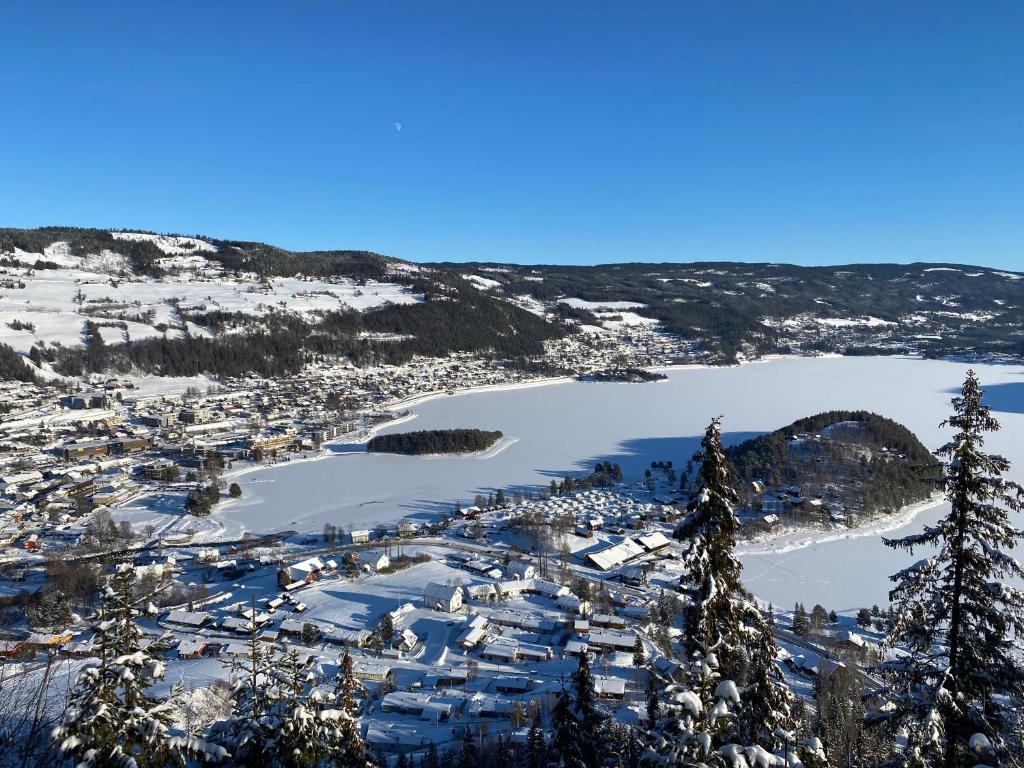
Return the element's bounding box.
[727,410,936,524]
[1,226,1022,377]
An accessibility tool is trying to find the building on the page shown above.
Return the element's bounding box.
[350,529,371,544]
[423,583,463,613]
[505,560,536,580]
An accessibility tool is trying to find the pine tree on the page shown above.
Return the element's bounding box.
[793,602,810,637]
[878,371,1024,768]
[527,712,546,768]
[654,417,808,764]
[645,672,660,727]
[424,741,441,768]
[209,600,277,765]
[551,686,586,768]
[738,615,795,748]
[571,650,605,768]
[53,565,224,767]
[335,651,367,716]
[673,417,748,678]
[456,727,478,768]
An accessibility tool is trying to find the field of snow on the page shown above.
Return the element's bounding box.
[0,259,422,355]
[558,298,647,310]
[149,356,1024,610]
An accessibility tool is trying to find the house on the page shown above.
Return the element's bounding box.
[594,676,626,700]
[165,610,212,629]
[393,627,418,653]
[352,660,394,682]
[322,627,370,647]
[280,618,317,637]
[585,539,646,571]
[423,582,463,613]
[634,531,671,554]
[585,629,637,651]
[177,639,211,659]
[364,722,432,754]
[0,640,29,659]
[24,632,72,651]
[564,639,589,657]
[591,612,626,629]
[505,560,536,580]
[285,556,328,585]
[433,668,469,687]
[350,529,371,544]
[381,691,454,721]
[368,553,390,572]
[481,640,519,663]
[495,676,532,694]
[457,614,489,649]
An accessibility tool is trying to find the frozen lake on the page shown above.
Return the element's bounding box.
[133,356,1024,609]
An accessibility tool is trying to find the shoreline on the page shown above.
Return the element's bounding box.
[117,353,956,543]
[736,492,947,557]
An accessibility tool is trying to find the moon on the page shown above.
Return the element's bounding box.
[394,122,402,132]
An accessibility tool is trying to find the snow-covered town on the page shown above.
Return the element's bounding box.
[5,4,1024,766]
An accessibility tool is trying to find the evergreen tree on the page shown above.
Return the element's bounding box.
[335,651,367,716]
[456,728,478,768]
[632,635,646,683]
[424,741,440,768]
[551,686,586,768]
[527,712,546,768]
[571,651,604,768]
[878,371,1024,768]
[53,565,223,767]
[379,611,395,643]
[652,417,807,764]
[673,417,748,678]
[209,601,277,765]
[793,602,811,637]
[645,672,660,727]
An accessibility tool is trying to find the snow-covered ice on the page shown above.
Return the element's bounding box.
[127,356,1024,610]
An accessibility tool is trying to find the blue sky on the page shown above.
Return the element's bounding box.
[2,2,1022,268]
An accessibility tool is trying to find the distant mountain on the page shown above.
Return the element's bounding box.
[1,226,1021,380]
[438,259,1024,361]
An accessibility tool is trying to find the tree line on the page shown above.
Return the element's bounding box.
[367,428,503,455]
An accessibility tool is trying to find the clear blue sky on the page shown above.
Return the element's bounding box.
[2,2,1023,268]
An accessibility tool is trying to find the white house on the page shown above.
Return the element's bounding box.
[505,560,536,580]
[423,582,464,613]
[350,529,371,544]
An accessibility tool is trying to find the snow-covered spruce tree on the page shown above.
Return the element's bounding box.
[572,650,607,767]
[552,651,609,768]
[335,651,367,716]
[208,601,277,766]
[552,685,587,768]
[673,417,749,681]
[53,564,225,767]
[673,420,795,730]
[266,645,373,768]
[877,370,1024,768]
[644,417,822,767]
[526,711,547,768]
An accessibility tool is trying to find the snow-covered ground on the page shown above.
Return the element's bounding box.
[557,298,647,310]
[121,356,1024,610]
[0,253,422,356]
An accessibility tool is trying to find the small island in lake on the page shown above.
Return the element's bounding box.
[726,410,936,531]
[367,428,504,455]
[580,367,668,383]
